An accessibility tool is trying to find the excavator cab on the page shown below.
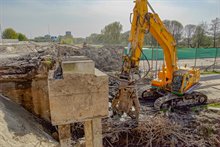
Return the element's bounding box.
[171,68,201,95]
[171,70,189,95]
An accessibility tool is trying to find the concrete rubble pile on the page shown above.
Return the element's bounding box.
[0,44,123,72]
[80,46,123,72]
[56,45,124,72]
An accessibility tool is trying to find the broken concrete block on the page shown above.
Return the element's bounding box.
[48,58,108,125]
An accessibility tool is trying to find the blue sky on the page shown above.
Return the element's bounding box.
[0,0,220,38]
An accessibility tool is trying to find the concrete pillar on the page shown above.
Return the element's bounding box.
[84,118,102,147]
[58,125,72,147]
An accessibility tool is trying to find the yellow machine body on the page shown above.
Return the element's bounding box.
[124,0,200,95]
[112,0,205,119]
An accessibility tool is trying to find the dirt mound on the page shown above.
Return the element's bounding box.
[0,95,58,147]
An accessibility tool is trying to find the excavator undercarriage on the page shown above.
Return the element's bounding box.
[143,88,207,111]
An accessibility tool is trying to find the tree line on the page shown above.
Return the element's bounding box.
[81,18,220,48]
[2,17,219,47]
[1,28,28,41]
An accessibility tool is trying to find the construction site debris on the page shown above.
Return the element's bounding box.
[69,108,220,146]
[1,43,220,146]
[102,109,220,147]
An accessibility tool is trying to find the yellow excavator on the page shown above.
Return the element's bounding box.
[112,0,207,119]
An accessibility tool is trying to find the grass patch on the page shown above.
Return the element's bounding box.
[191,103,220,112]
[201,71,220,75]
[207,102,220,108]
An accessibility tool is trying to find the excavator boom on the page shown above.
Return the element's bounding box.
[125,0,177,85]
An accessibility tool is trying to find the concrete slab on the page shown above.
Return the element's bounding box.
[197,75,220,101]
[62,57,95,74]
[212,86,220,90]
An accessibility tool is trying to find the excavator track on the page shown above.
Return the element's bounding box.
[154,92,208,111]
[154,94,179,110]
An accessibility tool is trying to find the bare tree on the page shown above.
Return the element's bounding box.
[171,20,184,45]
[163,20,172,31]
[193,22,209,48]
[210,18,220,48]
[163,20,183,45]
[184,24,196,48]
[192,23,208,67]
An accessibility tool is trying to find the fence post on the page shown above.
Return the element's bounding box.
[155,44,158,78]
[194,48,198,68]
[213,48,219,71]
[151,47,154,70]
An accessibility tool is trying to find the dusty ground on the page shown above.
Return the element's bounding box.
[199,74,220,101]
[0,94,58,147]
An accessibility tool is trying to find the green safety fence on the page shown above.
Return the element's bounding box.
[124,48,220,60]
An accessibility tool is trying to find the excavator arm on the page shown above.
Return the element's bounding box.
[123,0,177,86]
